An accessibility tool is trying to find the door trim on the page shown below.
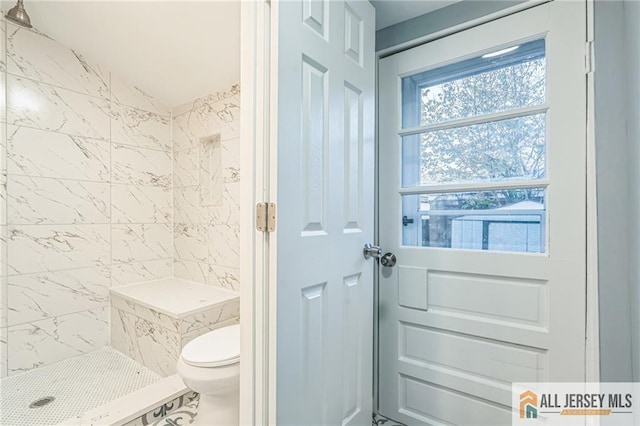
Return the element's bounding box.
[585,0,600,384]
[239,1,274,424]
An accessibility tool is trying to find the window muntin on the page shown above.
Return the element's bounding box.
[402,39,546,128]
[399,39,548,253]
[401,113,546,187]
[401,189,546,253]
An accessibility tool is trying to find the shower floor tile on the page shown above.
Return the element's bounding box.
[0,347,162,426]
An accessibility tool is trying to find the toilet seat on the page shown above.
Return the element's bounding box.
[181,324,240,368]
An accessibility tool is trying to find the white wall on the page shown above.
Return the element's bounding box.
[625,0,640,381]
[595,0,633,381]
[375,0,527,53]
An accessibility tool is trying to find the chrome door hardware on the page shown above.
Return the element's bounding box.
[364,244,397,267]
[363,243,382,260]
[381,253,397,267]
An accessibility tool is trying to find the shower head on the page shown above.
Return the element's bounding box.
[5,0,32,29]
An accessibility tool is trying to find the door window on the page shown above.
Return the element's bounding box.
[401,39,547,253]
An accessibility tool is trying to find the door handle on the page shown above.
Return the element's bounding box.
[363,243,381,259]
[363,244,397,267]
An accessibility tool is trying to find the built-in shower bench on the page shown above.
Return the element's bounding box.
[109,278,239,376]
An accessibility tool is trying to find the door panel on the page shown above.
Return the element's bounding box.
[275,0,375,425]
[378,3,586,425]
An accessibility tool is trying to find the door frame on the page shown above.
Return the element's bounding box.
[372,0,600,413]
[239,1,277,425]
[240,0,600,425]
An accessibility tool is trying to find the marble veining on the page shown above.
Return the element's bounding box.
[7,22,110,99]
[7,266,110,326]
[112,144,172,187]
[8,175,110,224]
[172,94,240,152]
[110,73,170,117]
[1,20,175,377]
[0,124,6,178]
[110,278,238,318]
[209,99,240,141]
[111,103,171,152]
[172,84,240,117]
[111,259,173,288]
[171,111,207,153]
[110,307,181,377]
[7,307,108,375]
[109,279,239,377]
[8,224,110,275]
[173,186,208,224]
[1,19,6,72]
[112,223,172,264]
[0,328,7,377]
[1,72,6,121]
[173,148,199,187]
[171,84,241,290]
[112,184,172,224]
[208,224,240,268]
[174,223,209,264]
[222,138,240,183]
[209,182,240,227]
[208,265,240,292]
[7,75,111,140]
[111,294,181,334]
[7,125,110,181]
[173,259,209,285]
[181,300,239,334]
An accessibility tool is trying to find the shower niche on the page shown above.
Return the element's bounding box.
[200,134,223,206]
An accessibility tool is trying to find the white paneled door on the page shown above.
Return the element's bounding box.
[378,2,586,425]
[274,0,375,425]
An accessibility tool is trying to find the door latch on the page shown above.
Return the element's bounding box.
[402,215,414,226]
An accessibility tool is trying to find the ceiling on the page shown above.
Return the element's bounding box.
[371,0,461,30]
[2,1,458,106]
[5,0,241,108]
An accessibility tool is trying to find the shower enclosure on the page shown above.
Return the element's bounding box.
[0,2,241,424]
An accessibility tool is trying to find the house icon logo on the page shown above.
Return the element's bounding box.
[520,390,538,419]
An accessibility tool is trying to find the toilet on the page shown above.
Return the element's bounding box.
[177,324,240,426]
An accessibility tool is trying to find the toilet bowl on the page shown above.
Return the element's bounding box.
[177,324,240,426]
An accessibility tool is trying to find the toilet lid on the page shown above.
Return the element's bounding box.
[181,324,240,367]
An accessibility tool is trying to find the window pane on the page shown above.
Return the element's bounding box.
[401,189,546,253]
[402,113,546,187]
[402,39,546,128]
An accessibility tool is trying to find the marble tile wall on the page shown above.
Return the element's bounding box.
[1,16,8,379]
[0,21,172,376]
[110,294,239,376]
[171,86,241,291]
